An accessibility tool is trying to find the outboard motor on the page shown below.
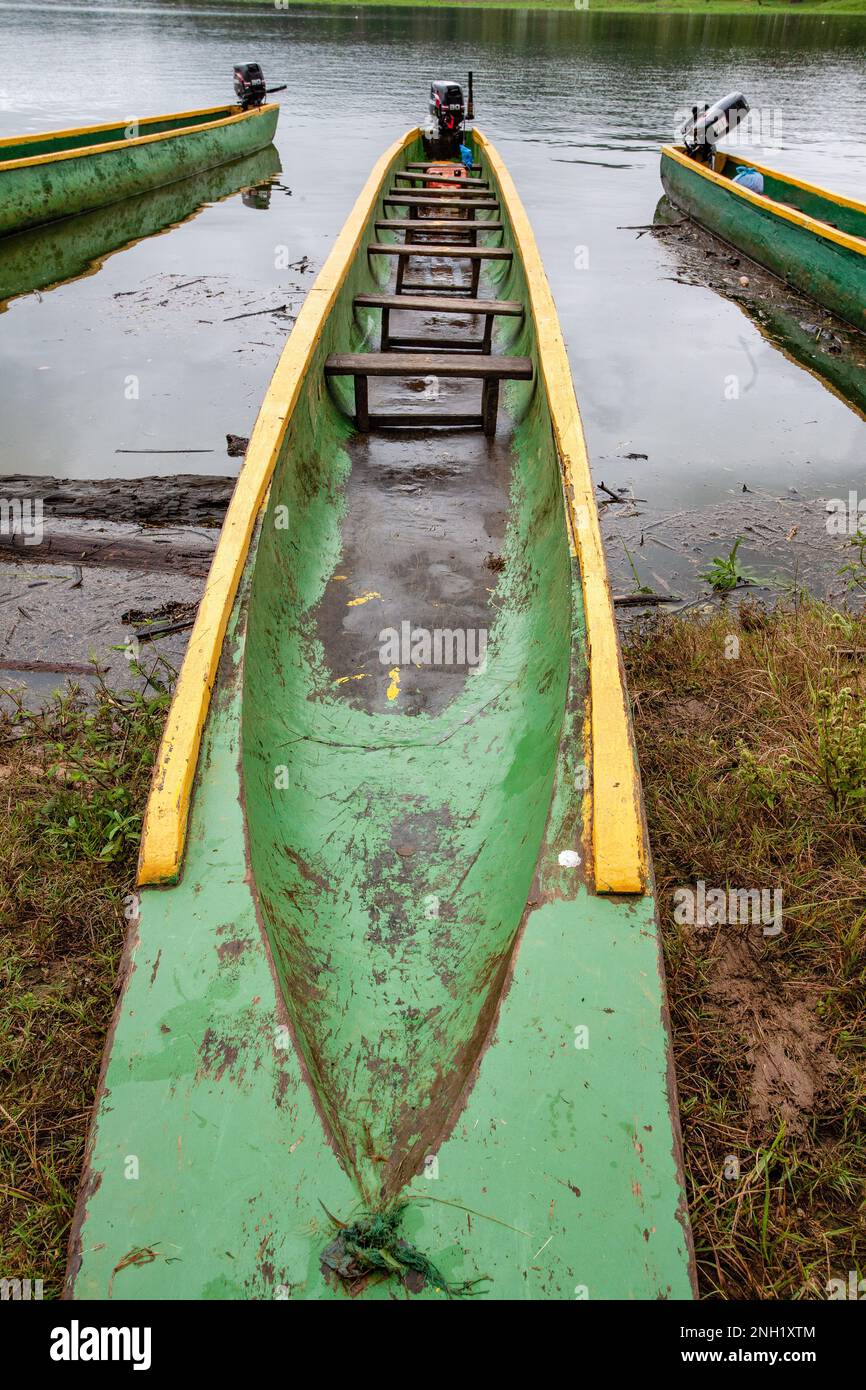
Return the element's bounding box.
[234,63,268,109]
[682,92,750,165]
[423,80,465,159]
[233,63,286,111]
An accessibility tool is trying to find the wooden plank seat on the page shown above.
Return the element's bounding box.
[383,196,500,216]
[354,291,524,354]
[388,187,493,202]
[376,219,503,232]
[324,350,533,437]
[405,160,483,173]
[394,170,489,189]
[368,240,514,296]
[367,244,512,259]
[375,218,504,245]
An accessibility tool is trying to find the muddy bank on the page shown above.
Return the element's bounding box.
[0,546,205,702]
[0,517,216,576]
[2,471,236,527]
[0,519,214,704]
[601,485,860,615]
[2,473,861,707]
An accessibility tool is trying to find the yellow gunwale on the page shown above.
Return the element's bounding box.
[476,130,645,894]
[138,124,645,895]
[735,150,866,218]
[0,103,275,174]
[137,126,419,886]
[662,145,866,258]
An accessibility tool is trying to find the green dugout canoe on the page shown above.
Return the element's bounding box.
[67,128,695,1301]
[0,103,280,237]
[660,144,866,333]
[0,145,281,311]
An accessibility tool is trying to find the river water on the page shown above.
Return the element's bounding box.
[0,3,864,561]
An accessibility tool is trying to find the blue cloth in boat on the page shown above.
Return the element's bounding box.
[459,144,473,169]
[732,166,764,194]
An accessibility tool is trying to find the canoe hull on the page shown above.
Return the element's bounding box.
[660,146,866,333]
[0,145,282,311]
[65,129,694,1301]
[0,104,279,236]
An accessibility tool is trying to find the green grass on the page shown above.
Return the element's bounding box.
[0,667,172,1299]
[625,598,865,1298]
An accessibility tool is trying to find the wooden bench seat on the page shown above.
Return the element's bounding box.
[394,171,489,189]
[375,218,503,245]
[368,240,514,296]
[383,196,499,216]
[325,351,532,436]
[405,160,483,173]
[367,243,511,260]
[388,187,494,203]
[354,291,524,353]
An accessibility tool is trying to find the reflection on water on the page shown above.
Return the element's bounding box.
[0,1,864,505]
[0,145,281,310]
[652,196,866,422]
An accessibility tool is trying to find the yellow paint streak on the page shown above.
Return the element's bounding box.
[346,590,382,607]
[476,130,646,894]
[0,104,277,174]
[386,669,401,701]
[662,144,866,259]
[334,674,368,685]
[137,126,420,885]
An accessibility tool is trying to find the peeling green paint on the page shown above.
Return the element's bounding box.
[0,105,279,236]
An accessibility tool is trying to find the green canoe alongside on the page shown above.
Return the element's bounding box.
[67,128,694,1301]
[0,103,280,237]
[0,145,281,311]
[660,144,866,332]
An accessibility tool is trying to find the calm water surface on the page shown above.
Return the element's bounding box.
[0,2,864,523]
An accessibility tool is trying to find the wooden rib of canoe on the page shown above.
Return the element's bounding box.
[0,103,280,237]
[67,127,695,1301]
[660,144,866,332]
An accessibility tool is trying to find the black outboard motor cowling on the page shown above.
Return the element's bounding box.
[430,80,465,136]
[234,63,268,110]
[423,80,465,160]
[682,92,750,165]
